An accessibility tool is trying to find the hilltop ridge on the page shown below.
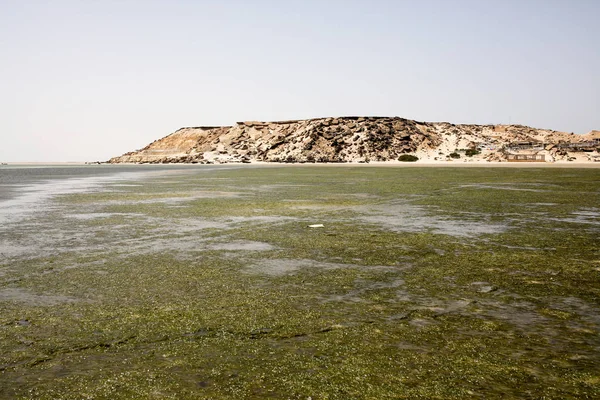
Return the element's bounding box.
[109,117,600,164]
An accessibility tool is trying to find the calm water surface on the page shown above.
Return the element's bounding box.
[0,164,239,223]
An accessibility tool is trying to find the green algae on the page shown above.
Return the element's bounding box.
[1,166,599,399]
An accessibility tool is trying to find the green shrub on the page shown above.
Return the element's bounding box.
[449,152,461,159]
[398,154,419,162]
[465,149,481,157]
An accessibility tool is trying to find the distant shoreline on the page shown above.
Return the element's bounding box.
[2,162,90,166]
[3,161,600,168]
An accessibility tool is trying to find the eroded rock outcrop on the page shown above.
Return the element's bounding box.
[109,117,599,164]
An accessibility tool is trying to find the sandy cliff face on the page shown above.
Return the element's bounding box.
[109,117,600,164]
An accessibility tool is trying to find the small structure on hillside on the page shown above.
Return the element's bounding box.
[507,141,544,151]
[505,140,548,162]
[558,139,600,151]
[507,153,546,162]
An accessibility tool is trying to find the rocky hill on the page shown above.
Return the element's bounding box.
[109,117,600,164]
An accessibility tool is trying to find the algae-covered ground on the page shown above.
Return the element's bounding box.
[0,165,599,399]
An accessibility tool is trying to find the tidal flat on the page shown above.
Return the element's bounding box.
[0,165,599,399]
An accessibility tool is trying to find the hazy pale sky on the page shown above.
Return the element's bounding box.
[1,0,598,162]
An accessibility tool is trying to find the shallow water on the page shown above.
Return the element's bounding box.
[0,165,599,399]
[357,202,508,237]
[0,165,218,223]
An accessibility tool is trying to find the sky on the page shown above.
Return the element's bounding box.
[1,0,598,162]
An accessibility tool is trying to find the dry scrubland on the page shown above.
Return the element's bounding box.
[0,165,599,399]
